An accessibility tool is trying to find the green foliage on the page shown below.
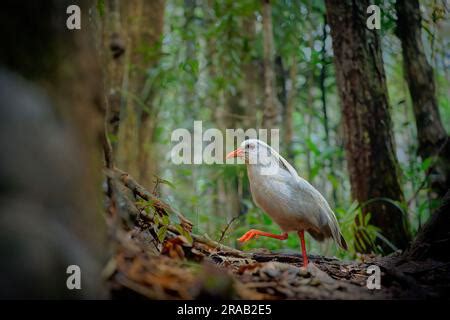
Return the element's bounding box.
[336,202,378,257]
[96,0,105,18]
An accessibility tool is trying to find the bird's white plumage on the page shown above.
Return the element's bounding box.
[241,139,347,249]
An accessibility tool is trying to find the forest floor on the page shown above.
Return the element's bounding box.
[104,169,450,300]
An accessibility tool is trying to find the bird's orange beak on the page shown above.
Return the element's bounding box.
[226,147,244,159]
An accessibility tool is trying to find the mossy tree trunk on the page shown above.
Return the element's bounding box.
[395,0,450,201]
[325,0,410,253]
[100,0,126,149]
[0,0,107,298]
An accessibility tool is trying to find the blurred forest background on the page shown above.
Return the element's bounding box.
[96,0,449,259]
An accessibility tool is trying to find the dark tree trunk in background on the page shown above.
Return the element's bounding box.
[116,0,165,188]
[183,0,197,114]
[319,14,337,205]
[0,0,107,298]
[326,0,410,253]
[275,55,287,113]
[320,14,330,145]
[241,17,263,130]
[262,0,282,135]
[395,0,450,201]
[283,57,297,162]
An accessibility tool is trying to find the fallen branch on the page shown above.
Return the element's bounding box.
[105,167,249,258]
[192,234,252,258]
[105,167,193,232]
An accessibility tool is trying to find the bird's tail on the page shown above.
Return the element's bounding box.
[330,219,348,250]
[308,226,348,250]
[338,232,348,250]
[322,205,348,250]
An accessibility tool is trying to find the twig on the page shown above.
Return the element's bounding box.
[152,176,161,195]
[218,216,239,243]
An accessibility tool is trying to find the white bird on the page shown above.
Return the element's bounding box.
[226,139,347,267]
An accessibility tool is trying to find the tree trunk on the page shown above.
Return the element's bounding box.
[100,0,126,148]
[305,68,314,181]
[183,0,197,115]
[116,0,165,187]
[320,14,330,145]
[284,56,297,162]
[319,14,337,206]
[261,0,282,134]
[405,191,450,261]
[395,0,450,201]
[241,17,263,129]
[325,0,410,253]
[0,0,106,298]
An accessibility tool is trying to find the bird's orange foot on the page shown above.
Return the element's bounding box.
[238,229,288,242]
[238,229,260,242]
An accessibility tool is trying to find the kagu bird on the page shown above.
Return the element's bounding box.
[226,139,347,268]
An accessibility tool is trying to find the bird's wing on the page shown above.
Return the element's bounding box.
[267,146,301,179]
[264,142,347,249]
[295,176,348,250]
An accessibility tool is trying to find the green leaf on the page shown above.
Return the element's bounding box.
[364,212,371,226]
[181,228,193,245]
[420,157,433,172]
[162,215,170,226]
[154,215,160,226]
[305,138,321,156]
[327,174,339,189]
[97,0,105,17]
[374,231,398,252]
[262,213,273,225]
[310,166,320,179]
[156,177,176,189]
[107,133,118,144]
[157,226,168,242]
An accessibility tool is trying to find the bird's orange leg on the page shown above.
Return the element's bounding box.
[238,229,288,242]
[298,230,309,268]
